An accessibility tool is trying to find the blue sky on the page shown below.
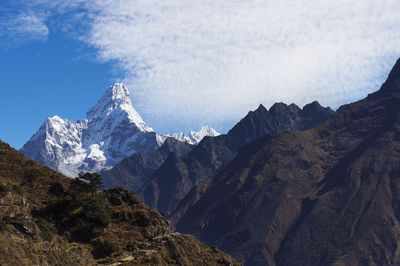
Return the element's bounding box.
[1,0,400,149]
[0,28,120,148]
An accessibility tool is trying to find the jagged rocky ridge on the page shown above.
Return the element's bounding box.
[172,58,400,265]
[20,83,218,177]
[138,101,335,216]
[0,140,240,265]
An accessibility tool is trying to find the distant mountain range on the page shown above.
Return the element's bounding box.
[167,125,220,145]
[171,59,400,265]
[20,83,219,177]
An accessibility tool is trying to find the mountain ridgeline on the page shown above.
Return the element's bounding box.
[137,101,335,216]
[171,58,400,265]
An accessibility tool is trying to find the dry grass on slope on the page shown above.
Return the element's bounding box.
[0,140,240,265]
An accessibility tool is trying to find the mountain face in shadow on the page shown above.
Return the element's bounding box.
[172,59,400,265]
[0,140,240,265]
[139,101,335,216]
[101,137,194,192]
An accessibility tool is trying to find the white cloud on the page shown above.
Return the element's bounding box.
[5,0,400,132]
[84,0,400,132]
[1,12,49,43]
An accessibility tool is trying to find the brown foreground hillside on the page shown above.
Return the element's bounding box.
[0,140,240,265]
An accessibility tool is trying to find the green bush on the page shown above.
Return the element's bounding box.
[35,175,111,243]
[36,196,110,242]
[69,196,111,241]
[82,196,111,227]
[78,172,104,196]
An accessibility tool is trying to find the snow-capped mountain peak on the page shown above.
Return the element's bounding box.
[21,83,161,177]
[168,125,220,145]
[189,125,219,138]
[87,83,153,133]
[20,83,220,177]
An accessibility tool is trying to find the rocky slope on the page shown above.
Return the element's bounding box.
[172,58,400,265]
[102,137,194,192]
[0,140,240,265]
[139,101,335,216]
[20,83,218,177]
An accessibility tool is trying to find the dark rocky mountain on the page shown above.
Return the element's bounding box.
[101,137,194,192]
[0,140,240,265]
[225,101,334,151]
[172,59,400,265]
[139,101,335,216]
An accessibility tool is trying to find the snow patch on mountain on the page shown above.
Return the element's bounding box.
[168,125,220,145]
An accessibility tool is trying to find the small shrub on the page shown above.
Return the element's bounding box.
[69,196,111,241]
[60,196,110,242]
[132,211,152,227]
[82,196,111,227]
[12,184,23,194]
[91,239,115,259]
[36,178,111,243]
[106,187,139,206]
[78,173,104,196]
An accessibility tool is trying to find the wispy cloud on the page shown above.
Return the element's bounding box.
[0,11,49,45]
[3,1,400,132]
[0,0,87,46]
